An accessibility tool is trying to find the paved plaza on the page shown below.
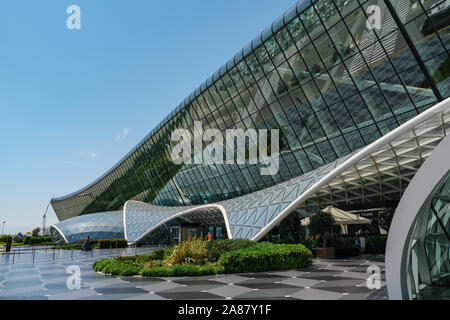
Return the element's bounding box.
[0,246,387,300]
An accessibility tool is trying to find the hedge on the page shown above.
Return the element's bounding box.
[367,235,387,254]
[140,264,216,277]
[52,243,84,250]
[29,236,53,245]
[218,242,313,274]
[115,248,172,264]
[205,239,256,262]
[97,239,128,249]
[93,258,216,277]
[52,238,127,250]
[93,259,139,276]
[20,236,53,245]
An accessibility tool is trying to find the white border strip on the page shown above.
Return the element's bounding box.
[123,200,233,245]
[49,224,69,244]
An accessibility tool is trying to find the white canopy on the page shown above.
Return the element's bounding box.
[301,206,372,227]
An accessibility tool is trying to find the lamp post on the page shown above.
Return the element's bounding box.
[1,221,5,236]
[42,198,54,236]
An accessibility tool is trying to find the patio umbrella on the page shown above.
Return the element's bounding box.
[300,206,372,234]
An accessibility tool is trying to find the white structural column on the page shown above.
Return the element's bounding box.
[386,133,450,300]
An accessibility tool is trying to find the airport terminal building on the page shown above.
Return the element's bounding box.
[50,0,449,299]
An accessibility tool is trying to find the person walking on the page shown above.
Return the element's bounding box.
[81,236,91,251]
[359,233,367,254]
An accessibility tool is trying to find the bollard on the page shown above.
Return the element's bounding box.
[71,247,73,261]
[53,249,55,262]
[12,251,15,264]
[32,248,35,264]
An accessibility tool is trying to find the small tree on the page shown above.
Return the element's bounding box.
[376,208,395,232]
[309,212,335,248]
[277,211,303,244]
[32,227,41,237]
[0,234,12,243]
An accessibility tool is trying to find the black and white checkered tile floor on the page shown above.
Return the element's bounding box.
[0,247,387,300]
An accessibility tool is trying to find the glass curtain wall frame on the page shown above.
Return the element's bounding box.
[51,0,450,221]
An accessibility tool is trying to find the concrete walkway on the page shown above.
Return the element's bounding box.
[0,246,387,300]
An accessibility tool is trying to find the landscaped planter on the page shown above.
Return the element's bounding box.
[314,247,335,259]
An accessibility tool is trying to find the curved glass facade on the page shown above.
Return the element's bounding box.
[407,170,450,299]
[51,0,450,223]
[50,212,124,244]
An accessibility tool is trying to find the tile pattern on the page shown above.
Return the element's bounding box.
[0,247,387,300]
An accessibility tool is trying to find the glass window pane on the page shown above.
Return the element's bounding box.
[254,45,274,74]
[288,53,312,85]
[403,14,447,61]
[287,17,310,49]
[275,27,298,59]
[425,52,450,98]
[300,6,325,40]
[265,36,285,66]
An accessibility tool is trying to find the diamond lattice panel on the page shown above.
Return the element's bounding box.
[123,101,450,243]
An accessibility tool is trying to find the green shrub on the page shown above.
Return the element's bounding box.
[94,243,313,277]
[97,238,128,249]
[115,248,172,265]
[139,266,173,277]
[29,236,53,245]
[116,253,155,264]
[150,260,164,268]
[0,235,12,243]
[165,238,207,266]
[140,264,216,277]
[299,238,319,249]
[32,228,41,237]
[367,235,387,254]
[218,242,313,274]
[51,244,83,250]
[327,237,358,249]
[153,248,172,260]
[93,259,139,276]
[205,239,256,262]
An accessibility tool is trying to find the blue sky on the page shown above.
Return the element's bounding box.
[0,0,298,234]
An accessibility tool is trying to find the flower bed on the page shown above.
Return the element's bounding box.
[92,240,313,277]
